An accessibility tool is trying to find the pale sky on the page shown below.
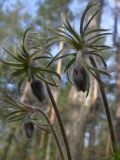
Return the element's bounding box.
[3,0,119,48]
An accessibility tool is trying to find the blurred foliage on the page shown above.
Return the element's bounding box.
[0,1,31,42]
[34,0,72,36]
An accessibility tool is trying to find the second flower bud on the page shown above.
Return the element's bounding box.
[30,80,48,103]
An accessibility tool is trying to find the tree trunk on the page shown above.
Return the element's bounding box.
[113,0,120,145]
[65,77,98,160]
[87,81,98,160]
[115,46,120,144]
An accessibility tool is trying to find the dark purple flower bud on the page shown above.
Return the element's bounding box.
[72,64,89,92]
[23,122,34,139]
[30,80,47,102]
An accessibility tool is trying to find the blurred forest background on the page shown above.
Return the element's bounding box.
[0,0,120,160]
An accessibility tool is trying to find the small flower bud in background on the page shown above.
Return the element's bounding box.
[23,121,34,139]
[30,80,47,102]
[72,64,89,92]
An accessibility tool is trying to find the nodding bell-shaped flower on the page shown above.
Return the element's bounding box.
[72,64,89,92]
[30,80,47,102]
[23,121,34,139]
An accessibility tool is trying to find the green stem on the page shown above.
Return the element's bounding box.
[89,56,116,148]
[46,84,72,160]
[35,107,65,160]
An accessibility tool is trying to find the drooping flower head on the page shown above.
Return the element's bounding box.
[30,80,47,102]
[73,64,89,92]
[23,121,34,139]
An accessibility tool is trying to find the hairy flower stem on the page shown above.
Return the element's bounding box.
[46,84,72,160]
[35,107,65,160]
[89,56,117,149]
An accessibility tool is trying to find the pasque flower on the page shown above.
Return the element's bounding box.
[73,64,89,92]
[47,1,111,96]
[23,121,34,139]
[1,28,61,92]
[30,80,47,102]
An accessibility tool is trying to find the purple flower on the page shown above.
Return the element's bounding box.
[23,122,34,139]
[30,80,47,102]
[73,64,89,92]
